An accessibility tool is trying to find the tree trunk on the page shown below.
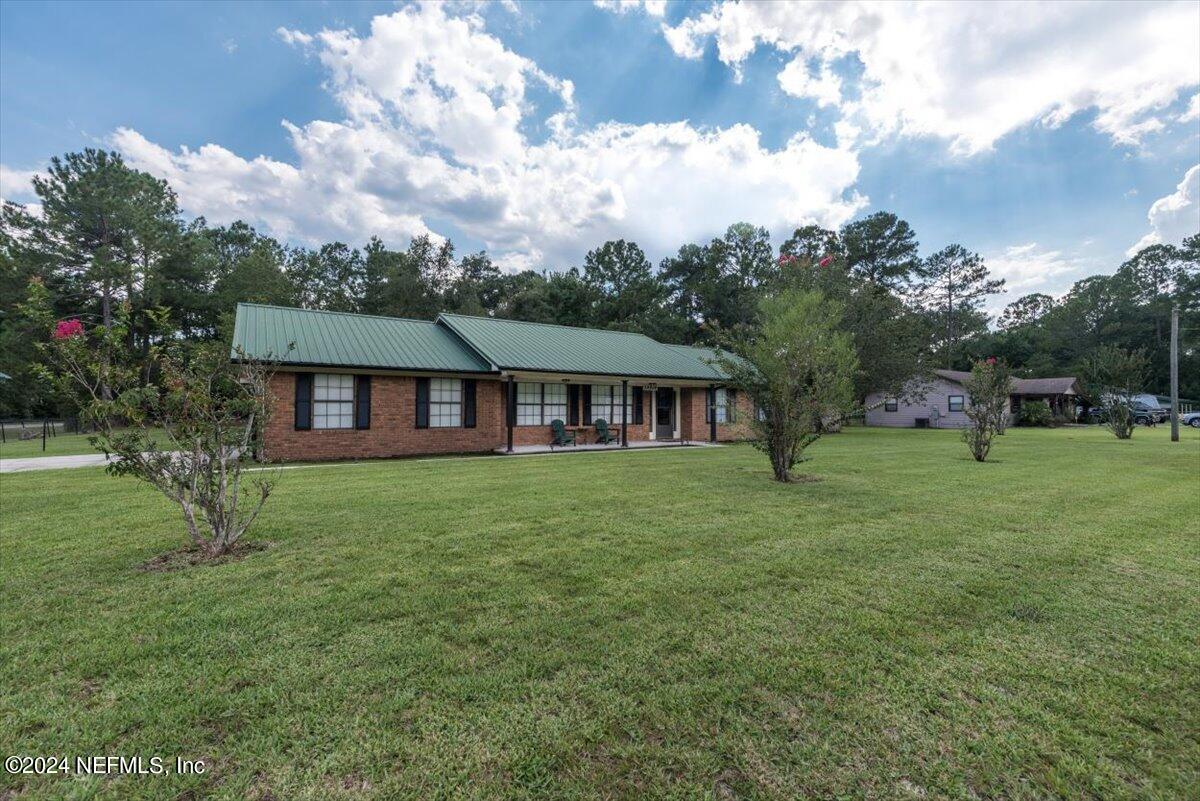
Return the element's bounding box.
[100,282,113,402]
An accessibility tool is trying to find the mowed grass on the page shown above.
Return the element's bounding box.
[0,428,168,459]
[0,431,99,459]
[1,427,1197,800]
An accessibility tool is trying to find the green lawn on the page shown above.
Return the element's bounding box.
[2,427,1197,800]
[0,428,168,459]
[0,430,96,459]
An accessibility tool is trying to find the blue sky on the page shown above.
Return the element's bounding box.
[2,1,1198,312]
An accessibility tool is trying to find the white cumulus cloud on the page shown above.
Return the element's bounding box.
[983,242,1097,311]
[658,1,1200,154]
[1127,165,1200,256]
[112,2,864,268]
[594,0,667,17]
[0,165,40,203]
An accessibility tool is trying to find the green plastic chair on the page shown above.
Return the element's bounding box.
[594,418,617,444]
[551,419,576,447]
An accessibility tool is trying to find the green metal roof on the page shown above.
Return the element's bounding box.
[231,303,493,373]
[437,313,728,380]
[230,304,731,380]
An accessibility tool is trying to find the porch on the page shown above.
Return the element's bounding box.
[500,372,725,452]
[495,439,720,455]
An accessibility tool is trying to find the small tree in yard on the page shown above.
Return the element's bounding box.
[962,358,1012,462]
[715,289,857,482]
[1080,346,1150,440]
[39,307,280,559]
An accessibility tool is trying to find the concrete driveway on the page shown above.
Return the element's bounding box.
[1,453,112,473]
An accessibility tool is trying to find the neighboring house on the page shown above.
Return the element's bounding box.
[864,369,1083,429]
[231,303,752,461]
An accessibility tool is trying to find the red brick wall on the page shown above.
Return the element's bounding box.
[263,373,746,460]
[262,374,662,460]
[679,387,754,442]
[263,372,505,461]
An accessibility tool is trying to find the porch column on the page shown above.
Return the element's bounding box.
[621,379,629,447]
[709,384,717,443]
[506,375,515,453]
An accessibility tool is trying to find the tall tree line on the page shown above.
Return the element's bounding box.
[2,148,1196,416]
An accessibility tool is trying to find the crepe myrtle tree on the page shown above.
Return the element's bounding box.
[715,289,857,482]
[1080,346,1150,440]
[38,306,283,558]
[961,357,1012,462]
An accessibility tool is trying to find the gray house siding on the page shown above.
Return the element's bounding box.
[865,376,1012,429]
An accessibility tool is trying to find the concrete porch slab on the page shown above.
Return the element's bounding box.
[494,440,720,455]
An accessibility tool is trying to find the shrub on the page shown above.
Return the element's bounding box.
[1019,400,1053,427]
[40,307,282,559]
[962,358,1012,462]
[1080,346,1149,440]
[715,289,857,483]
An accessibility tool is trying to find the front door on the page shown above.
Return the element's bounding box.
[655,388,674,439]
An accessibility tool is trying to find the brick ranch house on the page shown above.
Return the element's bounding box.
[232,303,753,461]
[864,369,1083,429]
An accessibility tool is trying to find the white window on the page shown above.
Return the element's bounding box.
[591,384,626,424]
[514,382,570,426]
[590,385,611,423]
[543,383,567,424]
[429,378,462,428]
[516,382,543,425]
[314,373,354,429]
[715,388,729,423]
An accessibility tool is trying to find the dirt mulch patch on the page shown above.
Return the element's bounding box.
[138,540,271,572]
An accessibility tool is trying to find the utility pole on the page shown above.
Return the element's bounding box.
[1170,303,1179,443]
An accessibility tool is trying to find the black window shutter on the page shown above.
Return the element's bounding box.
[568,384,580,425]
[355,375,371,430]
[706,387,715,423]
[463,379,477,428]
[415,377,430,429]
[294,373,313,430]
[583,385,592,425]
[632,386,644,424]
[727,388,737,423]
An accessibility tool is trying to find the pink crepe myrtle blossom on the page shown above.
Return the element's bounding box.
[986,357,997,365]
[818,255,834,268]
[777,254,798,266]
[52,319,84,340]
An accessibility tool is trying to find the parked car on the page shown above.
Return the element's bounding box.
[1086,402,1169,426]
[1134,401,1170,425]
[1181,411,1200,428]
